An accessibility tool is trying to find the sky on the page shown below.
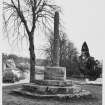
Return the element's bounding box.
[0,0,105,60]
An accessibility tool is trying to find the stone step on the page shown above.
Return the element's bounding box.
[13,88,91,99]
[33,80,73,86]
[22,83,82,94]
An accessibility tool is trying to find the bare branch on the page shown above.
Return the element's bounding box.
[36,0,43,9]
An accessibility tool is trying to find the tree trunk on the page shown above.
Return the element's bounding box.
[29,33,35,83]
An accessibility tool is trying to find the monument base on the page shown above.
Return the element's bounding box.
[22,83,82,94]
[34,66,66,81]
[12,66,92,100]
[44,66,66,80]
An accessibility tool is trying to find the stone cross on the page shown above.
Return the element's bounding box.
[52,11,60,66]
[44,11,66,80]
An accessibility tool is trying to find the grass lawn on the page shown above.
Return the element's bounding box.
[2,83,102,105]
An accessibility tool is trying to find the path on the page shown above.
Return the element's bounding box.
[3,79,29,87]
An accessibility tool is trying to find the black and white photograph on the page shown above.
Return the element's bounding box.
[0,0,104,105]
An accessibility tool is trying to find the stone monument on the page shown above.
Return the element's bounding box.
[13,12,91,100]
[44,11,66,81]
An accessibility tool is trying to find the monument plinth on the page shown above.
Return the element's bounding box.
[44,66,66,80]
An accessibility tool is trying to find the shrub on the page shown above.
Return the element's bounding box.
[18,74,26,80]
[87,66,102,80]
[3,71,19,83]
[79,57,102,81]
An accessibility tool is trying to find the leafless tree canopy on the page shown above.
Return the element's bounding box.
[3,0,60,45]
[44,30,78,65]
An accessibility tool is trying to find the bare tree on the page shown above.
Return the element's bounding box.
[44,30,78,66]
[3,0,60,82]
[44,32,80,77]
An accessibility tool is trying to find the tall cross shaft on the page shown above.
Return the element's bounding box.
[52,11,60,66]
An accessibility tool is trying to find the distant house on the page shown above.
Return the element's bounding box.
[2,58,16,71]
[6,59,16,68]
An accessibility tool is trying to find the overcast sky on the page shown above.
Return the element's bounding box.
[0,0,105,60]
